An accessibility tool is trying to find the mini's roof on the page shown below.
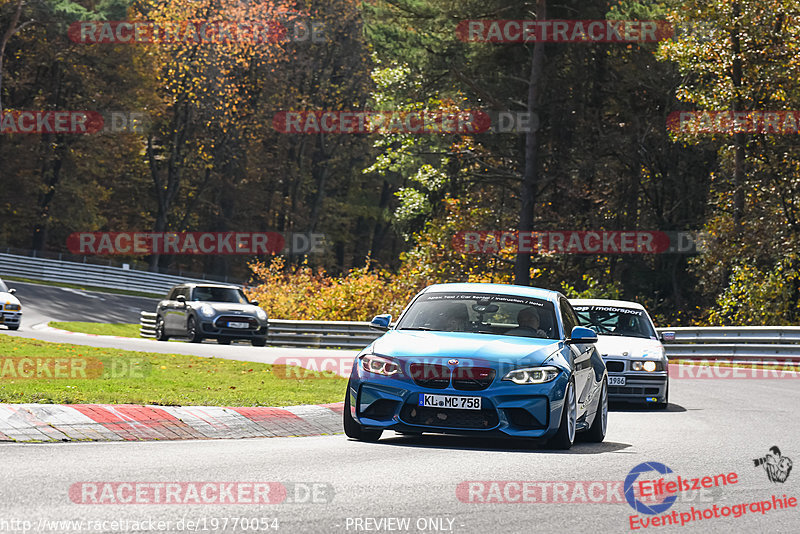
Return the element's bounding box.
[569,298,647,311]
[422,282,562,302]
[173,282,242,290]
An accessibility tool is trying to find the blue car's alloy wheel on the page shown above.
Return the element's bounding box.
[548,379,576,450]
[584,380,607,443]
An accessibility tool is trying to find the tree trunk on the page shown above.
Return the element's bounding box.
[514,0,547,286]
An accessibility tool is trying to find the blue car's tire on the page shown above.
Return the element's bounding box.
[584,381,607,443]
[343,383,382,442]
[547,378,576,450]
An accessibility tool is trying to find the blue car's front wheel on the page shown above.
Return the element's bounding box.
[547,378,576,450]
[343,381,383,442]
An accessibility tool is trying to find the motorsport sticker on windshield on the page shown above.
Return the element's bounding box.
[421,293,547,307]
[572,305,642,316]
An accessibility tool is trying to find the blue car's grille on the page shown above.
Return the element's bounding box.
[408,365,495,391]
[409,363,450,389]
[452,367,495,391]
[606,361,625,372]
[399,403,499,430]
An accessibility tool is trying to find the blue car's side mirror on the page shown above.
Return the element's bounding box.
[369,314,392,331]
[567,326,598,344]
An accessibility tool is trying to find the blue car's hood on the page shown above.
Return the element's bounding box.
[371,330,562,368]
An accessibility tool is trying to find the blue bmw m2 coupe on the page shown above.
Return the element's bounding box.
[344,283,608,449]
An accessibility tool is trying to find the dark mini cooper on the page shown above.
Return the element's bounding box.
[154,283,268,346]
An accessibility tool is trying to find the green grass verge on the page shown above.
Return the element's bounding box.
[50,321,142,338]
[0,335,346,406]
[3,276,161,298]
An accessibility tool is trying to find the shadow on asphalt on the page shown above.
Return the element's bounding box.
[372,434,632,454]
[609,402,687,413]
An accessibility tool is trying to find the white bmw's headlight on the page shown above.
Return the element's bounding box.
[255,308,267,321]
[632,360,661,372]
[502,366,560,385]
[199,304,215,317]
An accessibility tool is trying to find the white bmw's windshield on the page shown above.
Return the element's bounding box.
[573,305,656,339]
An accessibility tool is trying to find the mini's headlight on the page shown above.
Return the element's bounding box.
[199,304,215,317]
[255,308,267,321]
[361,354,401,376]
[502,366,560,385]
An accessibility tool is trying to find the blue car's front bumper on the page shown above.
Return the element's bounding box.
[348,362,570,440]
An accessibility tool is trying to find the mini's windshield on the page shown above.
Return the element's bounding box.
[573,305,656,339]
[191,287,249,304]
[396,292,559,340]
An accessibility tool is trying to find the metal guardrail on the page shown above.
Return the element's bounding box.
[138,313,800,358]
[656,327,800,361]
[0,252,228,295]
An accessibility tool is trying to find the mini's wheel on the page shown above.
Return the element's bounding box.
[186,316,203,343]
[155,316,169,341]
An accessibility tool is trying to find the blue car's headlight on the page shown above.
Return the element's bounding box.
[361,354,401,376]
[199,304,215,317]
[255,308,267,321]
[502,366,560,385]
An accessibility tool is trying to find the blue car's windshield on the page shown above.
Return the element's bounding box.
[396,292,559,340]
[573,305,656,339]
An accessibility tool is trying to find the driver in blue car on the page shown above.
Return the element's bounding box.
[507,307,547,338]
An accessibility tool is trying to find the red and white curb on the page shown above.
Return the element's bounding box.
[0,403,344,442]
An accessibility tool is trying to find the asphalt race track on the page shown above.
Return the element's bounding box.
[2,379,799,533]
[1,282,799,533]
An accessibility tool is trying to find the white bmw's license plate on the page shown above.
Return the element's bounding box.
[607,376,626,386]
[419,394,482,410]
[227,321,249,329]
